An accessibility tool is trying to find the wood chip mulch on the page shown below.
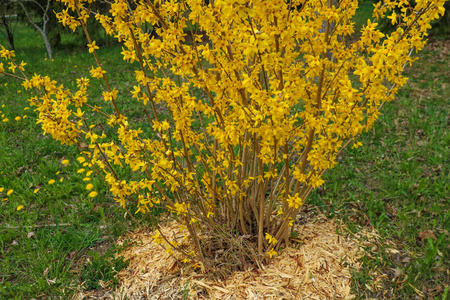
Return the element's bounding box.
[74,215,379,299]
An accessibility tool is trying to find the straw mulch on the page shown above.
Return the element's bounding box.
[75,215,375,299]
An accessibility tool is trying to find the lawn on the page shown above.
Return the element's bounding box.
[1,5,449,299]
[0,23,146,298]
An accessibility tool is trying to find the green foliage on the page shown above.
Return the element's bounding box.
[0,23,150,299]
[81,247,129,290]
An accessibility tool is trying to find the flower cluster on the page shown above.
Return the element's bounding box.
[1,0,447,266]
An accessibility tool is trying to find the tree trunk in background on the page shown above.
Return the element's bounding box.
[1,14,15,50]
[47,2,61,48]
[15,0,53,59]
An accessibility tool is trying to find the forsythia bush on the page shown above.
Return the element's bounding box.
[1,0,447,270]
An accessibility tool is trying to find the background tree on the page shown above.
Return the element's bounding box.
[0,1,18,50]
[11,0,54,58]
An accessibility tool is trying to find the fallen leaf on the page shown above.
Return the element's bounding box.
[27,231,35,238]
[43,267,50,277]
[47,278,56,285]
[418,230,436,240]
[392,268,403,278]
[387,248,400,254]
[11,240,18,246]
[402,257,410,263]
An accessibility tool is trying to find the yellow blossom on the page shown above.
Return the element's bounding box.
[265,233,278,245]
[87,41,99,53]
[90,66,106,79]
[267,249,277,259]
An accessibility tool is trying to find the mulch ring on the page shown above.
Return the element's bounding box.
[74,214,380,299]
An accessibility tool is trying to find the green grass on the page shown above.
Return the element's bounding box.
[1,7,449,299]
[352,0,375,34]
[0,23,153,298]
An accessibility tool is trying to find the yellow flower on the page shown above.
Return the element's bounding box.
[17,205,24,211]
[33,188,40,194]
[265,233,278,245]
[74,108,85,118]
[48,179,55,184]
[87,41,99,53]
[83,177,91,181]
[86,170,93,176]
[267,249,277,259]
[77,168,85,173]
[88,191,98,197]
[151,231,164,245]
[15,116,22,121]
[0,187,4,192]
[18,61,26,71]
[77,157,86,163]
[287,194,303,209]
[7,189,13,196]
[62,159,69,165]
[90,66,106,79]
[86,183,94,190]
[276,207,283,216]
[352,141,363,149]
